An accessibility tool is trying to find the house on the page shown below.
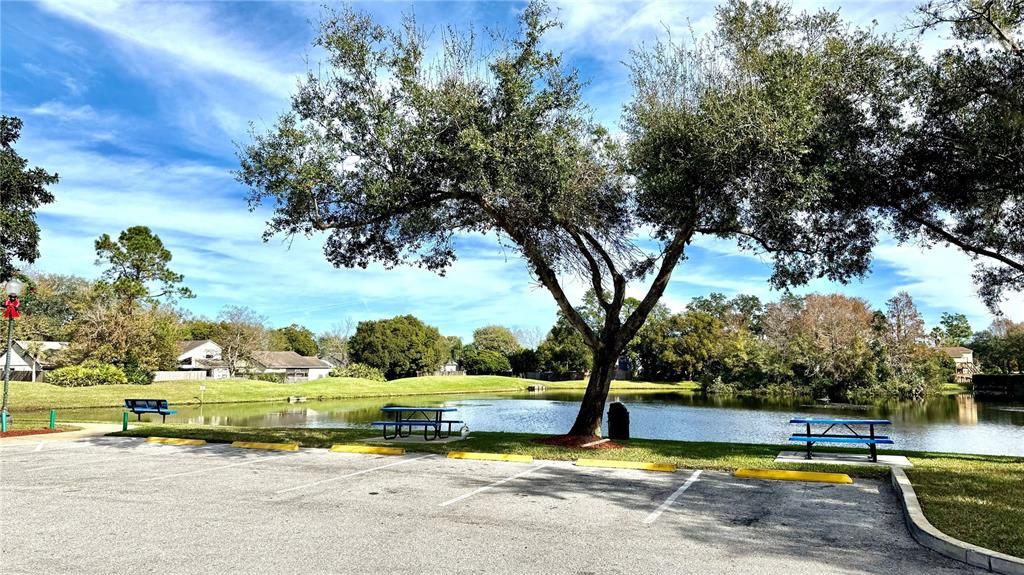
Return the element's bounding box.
[440,360,463,375]
[247,351,333,382]
[2,341,68,382]
[319,352,348,369]
[177,340,230,379]
[941,346,977,384]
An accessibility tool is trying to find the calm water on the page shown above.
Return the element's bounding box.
[59,390,1024,456]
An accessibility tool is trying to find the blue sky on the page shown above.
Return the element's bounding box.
[2,0,1020,341]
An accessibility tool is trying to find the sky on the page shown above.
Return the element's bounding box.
[1,0,1021,341]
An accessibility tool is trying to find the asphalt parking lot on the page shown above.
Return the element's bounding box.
[0,436,983,575]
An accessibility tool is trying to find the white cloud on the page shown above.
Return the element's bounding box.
[38,0,301,98]
[29,101,101,122]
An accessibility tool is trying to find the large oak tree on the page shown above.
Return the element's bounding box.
[237,1,903,436]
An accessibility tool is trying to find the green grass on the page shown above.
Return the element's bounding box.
[8,375,699,413]
[905,452,1024,559]
[110,423,1024,558]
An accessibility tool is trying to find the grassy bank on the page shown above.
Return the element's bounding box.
[111,424,1024,558]
[9,375,698,412]
[905,452,1024,559]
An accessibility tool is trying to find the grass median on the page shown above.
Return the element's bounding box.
[9,376,698,412]
[110,423,1023,559]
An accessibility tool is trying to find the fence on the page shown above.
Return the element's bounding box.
[972,374,1024,399]
[152,371,207,382]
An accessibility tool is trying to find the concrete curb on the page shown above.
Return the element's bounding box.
[892,467,1024,574]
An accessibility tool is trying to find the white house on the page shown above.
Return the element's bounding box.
[941,346,977,384]
[2,341,68,382]
[177,340,230,379]
[247,351,333,382]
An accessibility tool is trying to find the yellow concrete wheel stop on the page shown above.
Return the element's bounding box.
[735,468,853,484]
[330,444,405,455]
[146,437,207,446]
[575,459,676,473]
[230,441,299,452]
[447,451,533,463]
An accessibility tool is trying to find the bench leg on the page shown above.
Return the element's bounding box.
[869,443,877,463]
[137,412,143,422]
[806,441,813,460]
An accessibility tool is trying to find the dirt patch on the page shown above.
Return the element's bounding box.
[533,435,624,449]
[0,428,65,438]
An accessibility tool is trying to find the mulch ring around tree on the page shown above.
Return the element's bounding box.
[0,428,65,439]
[533,435,624,449]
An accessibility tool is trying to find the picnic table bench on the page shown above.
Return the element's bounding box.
[124,399,176,423]
[372,406,461,441]
[789,418,893,462]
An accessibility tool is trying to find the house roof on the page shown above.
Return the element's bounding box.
[178,340,216,355]
[940,346,973,359]
[13,341,69,367]
[250,351,331,369]
[195,358,229,369]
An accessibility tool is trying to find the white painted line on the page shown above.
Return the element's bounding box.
[643,470,702,524]
[439,463,553,508]
[275,454,434,494]
[140,453,292,482]
[33,442,45,452]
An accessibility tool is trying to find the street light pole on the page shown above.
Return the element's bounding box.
[1,307,13,426]
[1,279,24,432]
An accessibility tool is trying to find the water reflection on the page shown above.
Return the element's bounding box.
[59,391,1024,457]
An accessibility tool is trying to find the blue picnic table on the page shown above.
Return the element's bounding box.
[372,406,462,441]
[789,418,894,462]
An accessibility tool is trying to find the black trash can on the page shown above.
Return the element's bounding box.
[607,402,629,440]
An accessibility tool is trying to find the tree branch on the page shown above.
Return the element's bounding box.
[575,226,627,313]
[619,217,698,350]
[474,200,599,349]
[563,225,610,310]
[894,205,1024,273]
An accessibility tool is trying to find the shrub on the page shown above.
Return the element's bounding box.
[330,363,386,382]
[123,364,155,386]
[252,373,286,383]
[47,361,129,387]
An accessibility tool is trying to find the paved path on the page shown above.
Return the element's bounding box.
[0,436,983,574]
[0,423,124,445]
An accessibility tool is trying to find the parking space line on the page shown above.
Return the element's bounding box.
[139,452,293,482]
[275,454,434,494]
[643,470,702,524]
[439,463,553,507]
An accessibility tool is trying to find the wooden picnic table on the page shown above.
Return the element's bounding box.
[372,406,462,441]
[789,418,894,462]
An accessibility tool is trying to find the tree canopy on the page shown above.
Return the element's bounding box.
[95,226,193,303]
[348,315,447,379]
[1,116,58,281]
[270,324,319,356]
[866,0,1023,310]
[237,0,931,435]
[471,325,521,357]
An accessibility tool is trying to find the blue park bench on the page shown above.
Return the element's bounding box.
[789,418,894,462]
[124,399,176,423]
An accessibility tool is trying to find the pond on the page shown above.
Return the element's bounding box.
[58,390,1024,457]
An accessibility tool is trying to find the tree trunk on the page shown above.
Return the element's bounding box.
[567,348,617,436]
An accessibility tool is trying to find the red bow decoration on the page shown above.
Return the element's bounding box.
[2,298,20,320]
